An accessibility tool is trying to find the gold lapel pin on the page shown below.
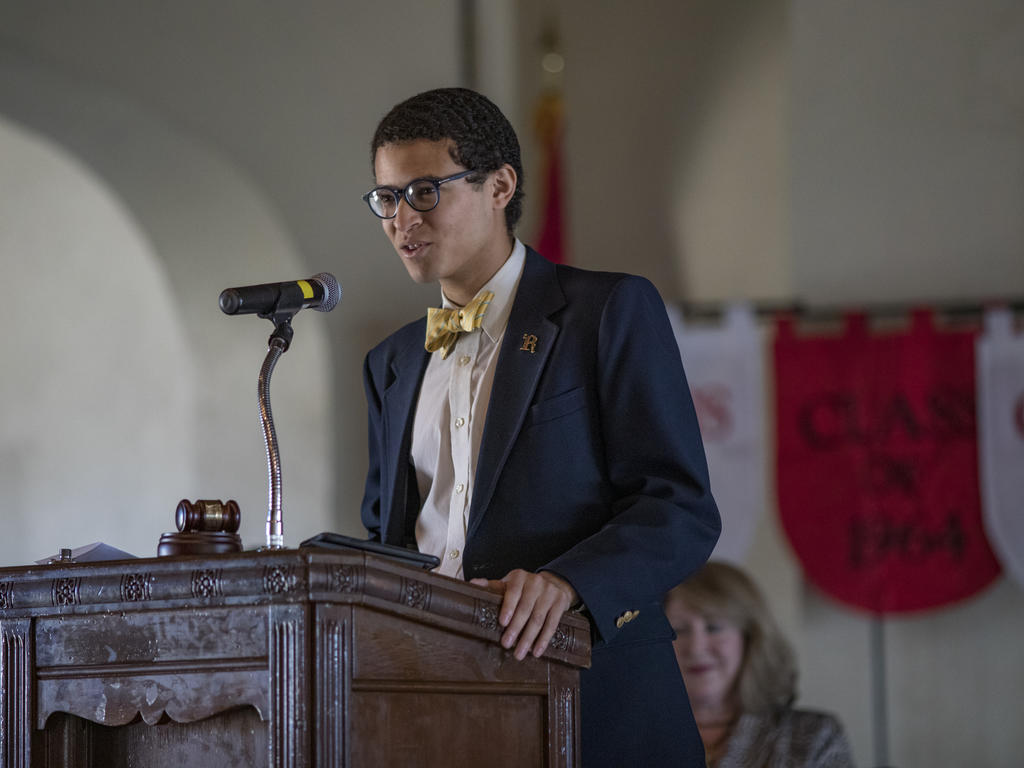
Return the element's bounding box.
[519,333,538,353]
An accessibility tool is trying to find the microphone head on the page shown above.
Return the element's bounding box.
[313,272,341,312]
[219,288,242,315]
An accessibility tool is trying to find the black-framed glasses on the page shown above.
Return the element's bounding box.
[362,169,476,219]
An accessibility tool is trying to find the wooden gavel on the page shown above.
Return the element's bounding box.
[175,499,241,534]
[158,499,243,557]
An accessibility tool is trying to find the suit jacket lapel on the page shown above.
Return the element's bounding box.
[381,324,429,544]
[468,250,565,540]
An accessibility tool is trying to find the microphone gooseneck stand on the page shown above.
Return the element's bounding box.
[220,271,340,551]
[258,316,294,550]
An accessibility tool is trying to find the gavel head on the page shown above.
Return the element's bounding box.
[175,499,241,534]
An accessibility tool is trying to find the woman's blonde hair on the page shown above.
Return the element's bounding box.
[665,561,797,715]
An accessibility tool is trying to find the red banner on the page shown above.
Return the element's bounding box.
[774,310,1000,613]
[534,89,567,264]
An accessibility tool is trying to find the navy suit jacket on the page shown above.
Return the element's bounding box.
[361,247,720,764]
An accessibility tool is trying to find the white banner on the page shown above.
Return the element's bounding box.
[667,303,766,563]
[976,308,1024,589]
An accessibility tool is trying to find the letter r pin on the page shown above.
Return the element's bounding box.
[520,333,538,353]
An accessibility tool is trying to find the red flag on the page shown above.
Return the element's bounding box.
[534,89,567,264]
[773,310,1000,614]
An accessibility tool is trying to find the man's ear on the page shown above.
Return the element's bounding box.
[490,164,517,210]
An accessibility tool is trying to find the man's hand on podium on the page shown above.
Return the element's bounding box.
[470,570,578,661]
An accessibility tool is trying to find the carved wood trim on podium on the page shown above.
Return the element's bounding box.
[1,618,31,768]
[269,604,309,768]
[0,550,590,767]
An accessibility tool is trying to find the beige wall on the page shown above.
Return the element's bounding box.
[792,0,1024,305]
[1,2,1022,766]
[0,116,196,559]
[0,78,334,555]
[0,1,461,551]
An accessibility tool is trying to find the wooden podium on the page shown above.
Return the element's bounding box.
[0,549,591,767]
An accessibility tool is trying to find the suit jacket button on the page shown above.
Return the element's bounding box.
[615,609,640,629]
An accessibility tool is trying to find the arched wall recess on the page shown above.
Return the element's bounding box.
[0,61,334,561]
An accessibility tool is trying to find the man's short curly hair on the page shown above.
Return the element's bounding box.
[371,87,524,234]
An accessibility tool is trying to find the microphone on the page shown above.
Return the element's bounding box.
[219,272,341,316]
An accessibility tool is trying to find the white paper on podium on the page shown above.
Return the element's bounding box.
[35,541,138,565]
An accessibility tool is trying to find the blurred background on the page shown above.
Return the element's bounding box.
[1,1,1022,765]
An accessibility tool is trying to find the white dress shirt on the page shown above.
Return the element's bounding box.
[412,240,526,577]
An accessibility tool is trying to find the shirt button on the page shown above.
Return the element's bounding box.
[459,355,471,366]
[454,417,465,428]
[448,549,460,559]
[455,483,465,494]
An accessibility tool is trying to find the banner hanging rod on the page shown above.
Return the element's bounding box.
[676,297,1024,323]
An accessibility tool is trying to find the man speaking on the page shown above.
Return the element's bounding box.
[359,87,720,765]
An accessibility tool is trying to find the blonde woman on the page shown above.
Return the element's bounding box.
[665,562,855,767]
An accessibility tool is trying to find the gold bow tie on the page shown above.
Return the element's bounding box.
[425,290,494,359]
